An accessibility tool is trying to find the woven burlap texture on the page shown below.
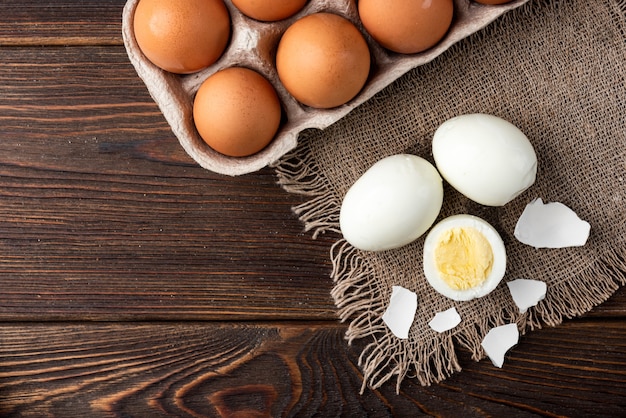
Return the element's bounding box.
[275,0,626,393]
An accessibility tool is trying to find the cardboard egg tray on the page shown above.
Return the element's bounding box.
[122,0,529,176]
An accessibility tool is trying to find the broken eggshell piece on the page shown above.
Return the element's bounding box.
[481,323,519,368]
[382,285,418,339]
[514,198,591,248]
[428,307,461,333]
[506,279,547,313]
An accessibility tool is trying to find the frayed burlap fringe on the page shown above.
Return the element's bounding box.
[274,0,626,393]
[535,247,626,327]
[329,239,463,393]
[275,138,341,239]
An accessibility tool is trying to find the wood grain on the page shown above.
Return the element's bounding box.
[0,0,123,46]
[0,320,624,417]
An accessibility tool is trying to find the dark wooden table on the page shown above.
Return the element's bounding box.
[0,1,624,416]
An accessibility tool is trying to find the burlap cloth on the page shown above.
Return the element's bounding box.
[274,0,626,392]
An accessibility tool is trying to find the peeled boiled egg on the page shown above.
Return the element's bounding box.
[340,154,443,252]
[133,0,230,74]
[276,12,371,109]
[432,114,537,207]
[423,214,506,301]
[193,67,282,157]
[231,0,308,22]
[358,0,454,54]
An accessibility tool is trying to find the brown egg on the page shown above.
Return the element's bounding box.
[358,0,454,54]
[133,0,230,74]
[276,13,371,109]
[232,0,308,22]
[193,67,282,157]
[474,0,513,4]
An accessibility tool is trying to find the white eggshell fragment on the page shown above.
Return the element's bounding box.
[514,198,591,248]
[382,285,418,339]
[507,279,547,313]
[432,113,537,207]
[340,154,443,252]
[423,214,507,301]
[428,307,461,333]
[481,323,519,368]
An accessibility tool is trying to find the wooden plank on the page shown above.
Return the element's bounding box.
[0,0,124,46]
[0,319,624,417]
[0,47,254,174]
[0,153,338,320]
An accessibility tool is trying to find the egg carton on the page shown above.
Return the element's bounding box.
[122,0,529,176]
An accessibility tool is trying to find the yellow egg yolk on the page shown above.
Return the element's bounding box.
[433,227,494,290]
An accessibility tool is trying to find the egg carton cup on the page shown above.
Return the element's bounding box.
[122,0,529,176]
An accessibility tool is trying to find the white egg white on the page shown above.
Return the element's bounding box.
[339,154,443,252]
[423,214,507,301]
[432,113,537,207]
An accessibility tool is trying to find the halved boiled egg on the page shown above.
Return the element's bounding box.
[423,214,506,301]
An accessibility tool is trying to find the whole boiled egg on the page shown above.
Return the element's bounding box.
[432,113,537,207]
[133,0,230,74]
[193,67,282,157]
[358,0,454,54]
[231,0,308,21]
[423,214,506,301]
[340,154,443,252]
[276,12,371,109]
